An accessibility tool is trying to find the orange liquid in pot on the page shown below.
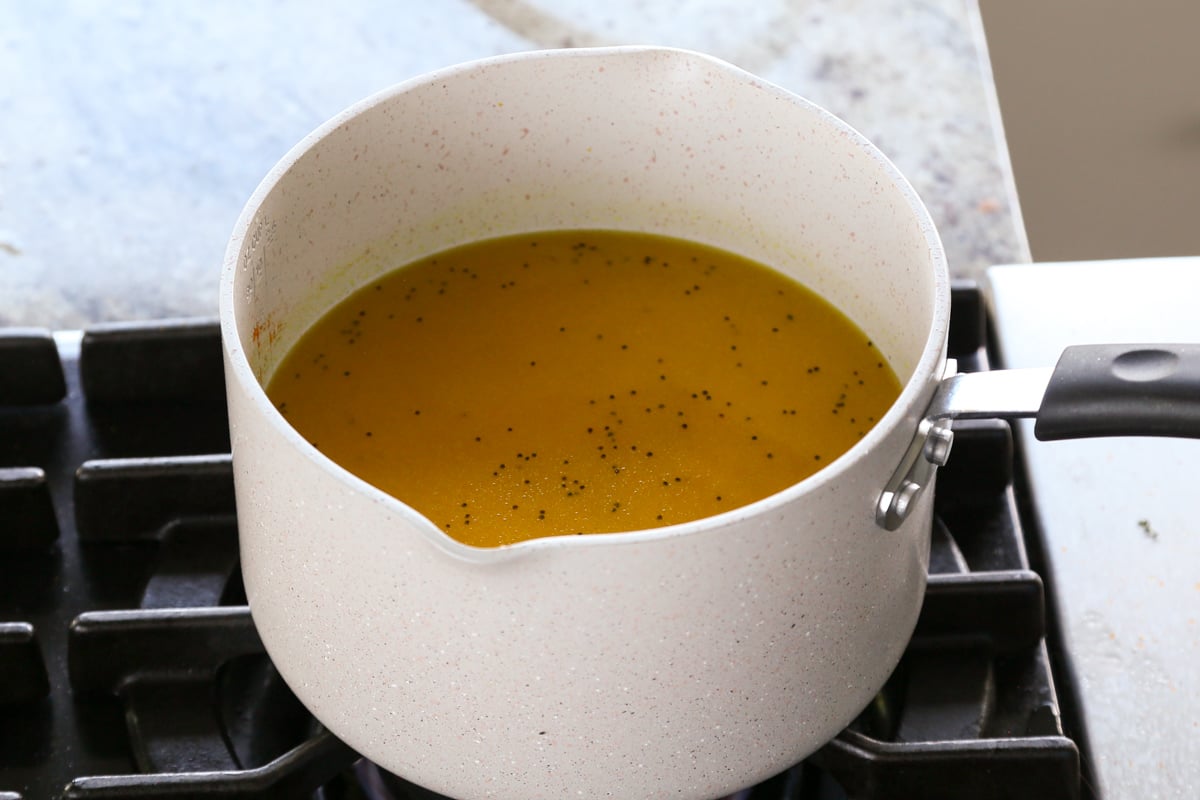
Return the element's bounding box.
[267,231,901,547]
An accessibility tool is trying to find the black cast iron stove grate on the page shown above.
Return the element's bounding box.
[0,284,1081,800]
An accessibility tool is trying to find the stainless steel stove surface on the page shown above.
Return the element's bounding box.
[0,284,1085,800]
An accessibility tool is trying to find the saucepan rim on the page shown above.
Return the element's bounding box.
[218,45,952,560]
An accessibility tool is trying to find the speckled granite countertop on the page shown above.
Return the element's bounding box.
[0,0,1027,328]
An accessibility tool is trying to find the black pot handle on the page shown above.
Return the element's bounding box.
[1034,344,1200,440]
[877,343,1200,529]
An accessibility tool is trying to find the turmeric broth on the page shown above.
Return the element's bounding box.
[267,231,901,547]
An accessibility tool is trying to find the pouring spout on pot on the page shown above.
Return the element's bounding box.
[878,343,1200,529]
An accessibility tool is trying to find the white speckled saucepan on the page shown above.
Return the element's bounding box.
[223,46,1200,800]
[220,45,948,800]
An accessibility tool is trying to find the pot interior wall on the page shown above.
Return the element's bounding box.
[232,48,939,392]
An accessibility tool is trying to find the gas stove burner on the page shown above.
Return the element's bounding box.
[0,284,1084,800]
[353,762,450,800]
[350,760,822,800]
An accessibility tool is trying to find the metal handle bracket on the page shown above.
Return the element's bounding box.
[875,363,1051,530]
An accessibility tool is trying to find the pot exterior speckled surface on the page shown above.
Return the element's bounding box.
[221,47,949,799]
